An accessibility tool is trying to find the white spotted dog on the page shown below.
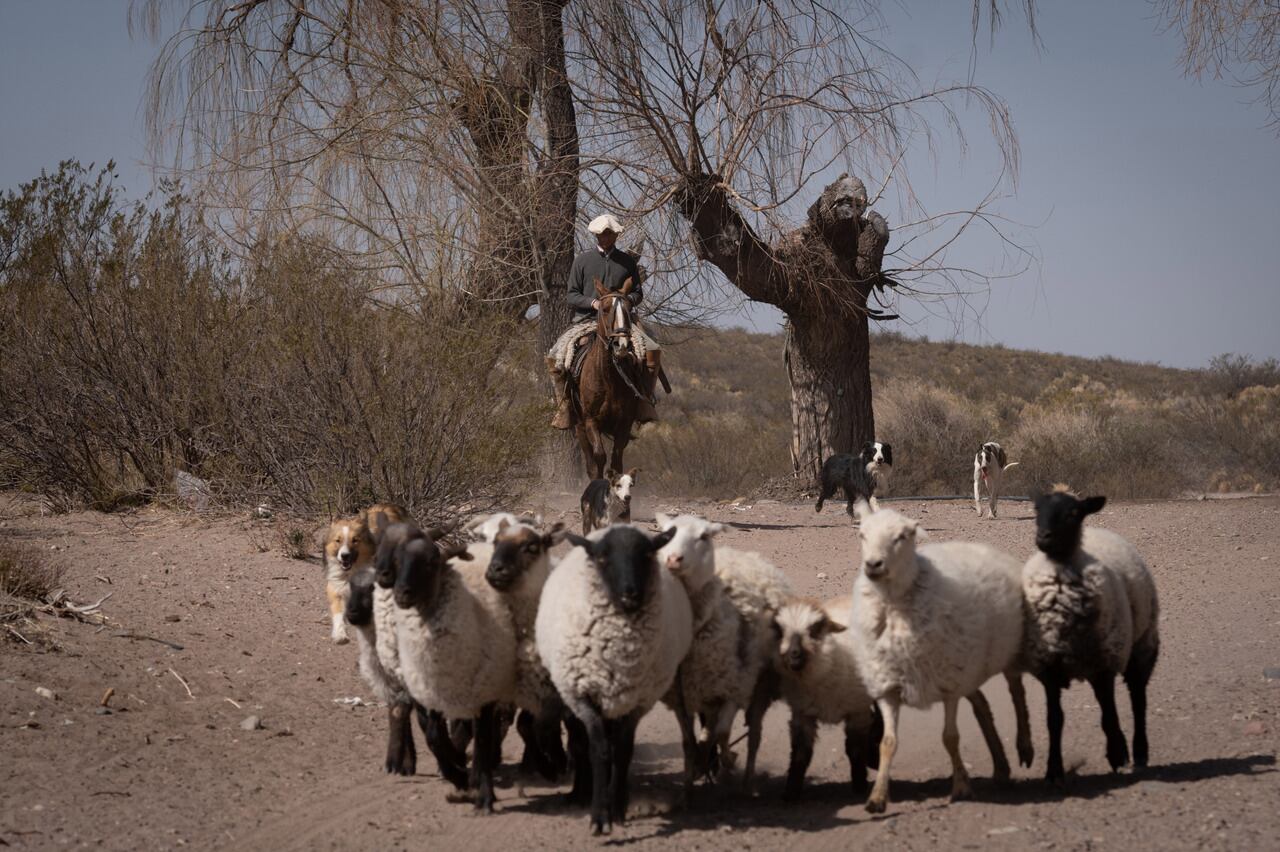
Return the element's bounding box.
[321,503,410,643]
[816,441,894,518]
[580,468,638,535]
[973,443,1019,519]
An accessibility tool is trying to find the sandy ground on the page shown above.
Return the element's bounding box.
[1,490,1277,851]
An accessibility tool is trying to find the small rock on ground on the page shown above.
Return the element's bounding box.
[239,715,263,731]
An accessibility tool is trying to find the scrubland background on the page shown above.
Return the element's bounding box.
[2,164,1277,518]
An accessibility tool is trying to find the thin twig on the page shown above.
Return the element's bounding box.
[112,631,184,651]
[224,697,242,709]
[66,592,112,613]
[5,624,33,644]
[169,667,194,699]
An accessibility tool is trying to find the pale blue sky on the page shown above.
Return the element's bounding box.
[2,1,1277,368]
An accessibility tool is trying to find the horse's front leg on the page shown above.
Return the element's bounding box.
[582,419,608,480]
[608,420,632,477]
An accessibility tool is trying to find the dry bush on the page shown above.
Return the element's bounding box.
[874,380,990,494]
[0,539,65,601]
[0,163,543,518]
[633,413,791,498]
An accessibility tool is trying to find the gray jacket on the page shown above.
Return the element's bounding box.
[566,248,643,320]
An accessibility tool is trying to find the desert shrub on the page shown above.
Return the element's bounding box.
[0,539,65,601]
[632,412,791,497]
[0,162,542,517]
[1205,353,1280,399]
[874,380,990,494]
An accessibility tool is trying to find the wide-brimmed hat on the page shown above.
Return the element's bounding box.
[587,213,624,235]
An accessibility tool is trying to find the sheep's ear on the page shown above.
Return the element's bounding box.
[853,499,873,521]
[654,512,673,530]
[1081,495,1107,516]
[651,527,677,550]
[441,542,472,561]
[565,532,592,551]
[704,522,725,538]
[544,522,568,547]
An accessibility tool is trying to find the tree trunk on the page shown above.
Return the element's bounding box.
[785,314,874,484]
[533,0,584,488]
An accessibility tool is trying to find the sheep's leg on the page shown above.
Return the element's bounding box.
[1125,639,1159,769]
[516,709,538,775]
[967,688,1011,782]
[578,704,613,835]
[535,711,569,781]
[783,711,817,800]
[865,694,900,813]
[563,714,592,806]
[974,474,983,516]
[843,715,871,795]
[385,700,416,776]
[741,672,775,793]
[943,696,974,801]
[610,711,641,825]
[712,702,738,784]
[471,704,499,813]
[671,665,700,803]
[1088,673,1130,771]
[1043,679,1066,785]
[1005,670,1034,768]
[420,707,469,791]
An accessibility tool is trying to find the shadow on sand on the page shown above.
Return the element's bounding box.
[497,752,1276,843]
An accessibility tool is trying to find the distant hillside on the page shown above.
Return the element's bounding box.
[630,327,1279,499]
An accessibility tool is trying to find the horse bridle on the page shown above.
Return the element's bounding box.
[596,292,633,351]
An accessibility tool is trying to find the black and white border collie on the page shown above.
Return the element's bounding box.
[974,442,1019,519]
[815,441,893,518]
[580,468,638,535]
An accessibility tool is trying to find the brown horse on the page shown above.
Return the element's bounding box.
[571,278,645,479]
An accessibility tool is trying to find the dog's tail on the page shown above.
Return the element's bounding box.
[1003,461,1021,472]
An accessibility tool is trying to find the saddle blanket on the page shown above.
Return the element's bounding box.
[549,319,659,373]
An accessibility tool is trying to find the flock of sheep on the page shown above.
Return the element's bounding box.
[321,484,1160,836]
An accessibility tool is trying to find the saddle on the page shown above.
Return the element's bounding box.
[570,334,594,381]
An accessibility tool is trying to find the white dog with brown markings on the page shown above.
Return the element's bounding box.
[973,442,1019,519]
[321,503,409,643]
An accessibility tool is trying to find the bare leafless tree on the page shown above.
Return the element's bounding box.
[1155,0,1280,133]
[568,0,1027,479]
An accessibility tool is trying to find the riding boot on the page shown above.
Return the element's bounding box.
[635,351,661,424]
[546,356,574,430]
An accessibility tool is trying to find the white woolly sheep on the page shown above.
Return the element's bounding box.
[653,513,755,793]
[1023,490,1160,783]
[467,511,537,544]
[654,513,792,792]
[535,524,693,836]
[713,544,794,785]
[771,597,880,799]
[484,519,570,781]
[850,508,1033,813]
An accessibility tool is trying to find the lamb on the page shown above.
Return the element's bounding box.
[535,524,693,835]
[771,597,881,799]
[1021,488,1160,783]
[388,522,517,812]
[484,518,570,781]
[850,508,1033,813]
[653,513,792,791]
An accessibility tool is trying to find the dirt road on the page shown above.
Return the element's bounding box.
[2,493,1277,850]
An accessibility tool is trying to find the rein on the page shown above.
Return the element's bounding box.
[593,293,648,403]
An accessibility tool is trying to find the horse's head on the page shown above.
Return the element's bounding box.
[594,277,635,359]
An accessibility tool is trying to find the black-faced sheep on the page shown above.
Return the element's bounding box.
[535,525,692,835]
[1022,490,1160,783]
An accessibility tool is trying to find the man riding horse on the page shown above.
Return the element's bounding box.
[547,213,664,429]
